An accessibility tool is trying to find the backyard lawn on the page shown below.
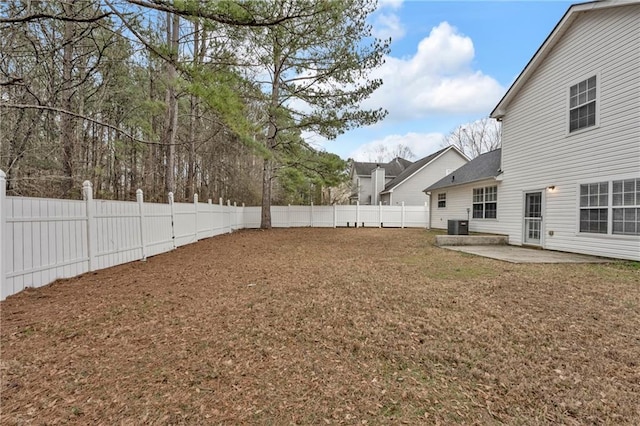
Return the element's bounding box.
[1,228,639,424]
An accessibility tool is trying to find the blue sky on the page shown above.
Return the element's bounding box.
[313,0,575,161]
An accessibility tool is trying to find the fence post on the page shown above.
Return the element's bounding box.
[227,200,232,233]
[0,170,6,299]
[234,202,238,230]
[136,189,147,261]
[241,203,245,229]
[401,201,405,229]
[194,193,199,242]
[287,204,291,228]
[310,202,314,227]
[168,192,176,248]
[83,181,97,271]
[208,199,213,235]
[379,201,382,228]
[356,201,360,228]
[333,203,337,228]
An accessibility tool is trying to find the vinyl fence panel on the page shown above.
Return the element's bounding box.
[270,206,289,228]
[335,205,357,227]
[381,206,403,227]
[4,196,89,299]
[141,201,174,257]
[1,170,429,300]
[404,204,430,228]
[93,199,143,270]
[311,206,334,227]
[359,206,381,227]
[243,207,261,228]
[173,200,198,247]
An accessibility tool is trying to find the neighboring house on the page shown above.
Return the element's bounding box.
[424,149,503,233]
[425,0,640,261]
[350,146,468,206]
[379,146,468,206]
[349,157,412,205]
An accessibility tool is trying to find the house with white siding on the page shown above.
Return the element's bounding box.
[379,146,468,206]
[425,0,640,261]
[350,146,468,206]
[425,149,504,233]
[349,157,412,205]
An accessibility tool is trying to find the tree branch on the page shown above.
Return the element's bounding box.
[0,12,112,24]
[125,0,326,28]
[0,76,24,86]
[0,103,184,146]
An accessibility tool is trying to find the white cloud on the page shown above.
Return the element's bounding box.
[348,132,445,161]
[372,0,405,42]
[378,0,403,9]
[372,12,406,41]
[364,22,505,119]
[301,131,331,151]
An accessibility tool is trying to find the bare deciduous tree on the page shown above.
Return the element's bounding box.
[442,117,501,159]
[364,143,415,163]
[0,0,351,207]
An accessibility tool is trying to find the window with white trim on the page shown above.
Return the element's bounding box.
[579,182,608,233]
[579,178,640,235]
[437,193,446,208]
[472,186,497,219]
[612,178,640,235]
[569,76,596,132]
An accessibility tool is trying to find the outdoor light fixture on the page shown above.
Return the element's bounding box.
[547,185,556,192]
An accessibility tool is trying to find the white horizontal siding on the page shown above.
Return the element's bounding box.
[429,179,506,235]
[354,176,395,205]
[499,4,640,260]
[389,150,468,206]
[357,176,372,205]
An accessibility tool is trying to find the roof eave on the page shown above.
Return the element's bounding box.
[385,146,463,194]
[490,1,630,118]
[423,175,502,193]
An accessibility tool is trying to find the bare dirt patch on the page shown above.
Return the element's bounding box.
[2,228,639,424]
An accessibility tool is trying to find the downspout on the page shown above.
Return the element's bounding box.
[425,191,431,229]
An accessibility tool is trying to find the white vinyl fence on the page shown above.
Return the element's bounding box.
[0,170,428,300]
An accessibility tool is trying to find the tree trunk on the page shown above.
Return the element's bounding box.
[185,22,200,201]
[161,12,179,196]
[60,2,76,197]
[260,40,282,229]
[260,157,272,228]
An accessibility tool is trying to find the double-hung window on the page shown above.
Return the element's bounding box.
[472,186,497,219]
[437,193,446,208]
[579,182,608,233]
[569,76,597,132]
[579,178,640,235]
[612,178,640,235]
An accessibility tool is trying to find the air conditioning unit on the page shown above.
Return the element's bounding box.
[447,219,469,235]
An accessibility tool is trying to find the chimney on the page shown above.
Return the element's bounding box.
[371,166,385,205]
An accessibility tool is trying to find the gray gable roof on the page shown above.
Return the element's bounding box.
[381,147,452,193]
[423,149,502,192]
[352,157,412,178]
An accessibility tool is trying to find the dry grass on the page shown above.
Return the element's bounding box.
[1,228,639,425]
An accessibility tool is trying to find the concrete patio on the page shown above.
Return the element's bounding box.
[440,245,613,264]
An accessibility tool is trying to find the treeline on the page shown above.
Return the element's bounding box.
[2,1,251,203]
[0,0,388,220]
[0,1,387,227]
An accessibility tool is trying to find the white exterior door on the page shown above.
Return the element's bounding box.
[524,191,543,245]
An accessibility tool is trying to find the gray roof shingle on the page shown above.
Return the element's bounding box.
[423,149,502,192]
[381,147,451,193]
[352,157,412,178]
